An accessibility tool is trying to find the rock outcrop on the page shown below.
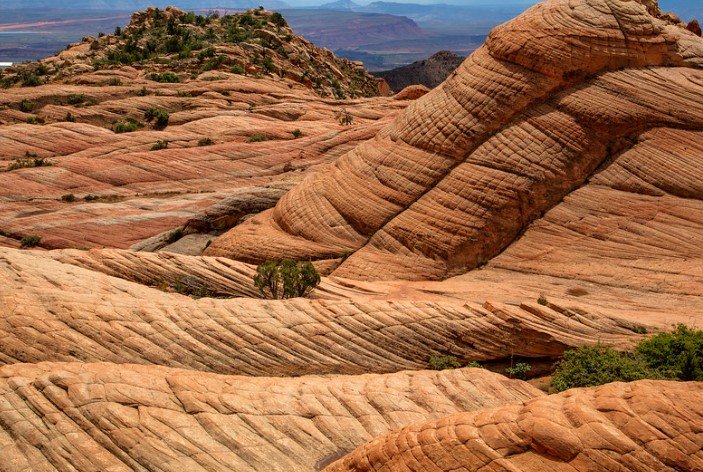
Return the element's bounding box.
[206,0,703,282]
[325,380,703,471]
[374,50,464,92]
[0,362,542,471]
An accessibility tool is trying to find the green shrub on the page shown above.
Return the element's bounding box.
[270,12,287,28]
[65,112,76,122]
[19,100,36,112]
[198,137,214,146]
[61,193,76,202]
[537,294,548,306]
[637,325,703,381]
[505,362,532,380]
[112,118,143,133]
[291,129,303,139]
[114,26,122,36]
[67,94,87,105]
[6,153,52,171]
[551,344,655,392]
[144,108,169,128]
[466,361,482,368]
[149,72,180,83]
[106,78,122,86]
[151,140,169,151]
[230,64,245,74]
[338,109,353,125]
[21,73,42,87]
[248,134,268,142]
[20,235,41,248]
[84,194,100,201]
[26,115,45,124]
[429,354,461,370]
[254,259,320,299]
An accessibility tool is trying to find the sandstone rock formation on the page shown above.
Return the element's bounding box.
[375,50,464,92]
[325,380,703,471]
[206,0,703,282]
[0,362,542,471]
[0,247,646,375]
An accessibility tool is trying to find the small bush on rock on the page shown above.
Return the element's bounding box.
[254,259,320,299]
[429,354,461,370]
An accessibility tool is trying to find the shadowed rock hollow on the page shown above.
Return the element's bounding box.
[206,0,703,282]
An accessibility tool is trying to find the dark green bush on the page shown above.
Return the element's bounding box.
[429,354,461,370]
[198,138,214,146]
[637,325,703,381]
[150,72,180,83]
[291,129,303,139]
[112,118,143,133]
[270,12,287,28]
[26,115,45,125]
[551,344,655,392]
[144,108,169,128]
[537,294,548,306]
[254,259,320,299]
[65,112,76,122]
[61,193,76,202]
[151,140,169,151]
[19,100,36,112]
[230,64,245,74]
[7,153,52,171]
[248,134,268,142]
[20,235,42,248]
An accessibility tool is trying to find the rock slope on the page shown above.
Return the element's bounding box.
[325,380,703,471]
[206,0,703,282]
[0,362,542,471]
[374,50,464,92]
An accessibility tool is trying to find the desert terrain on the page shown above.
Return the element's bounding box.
[0,0,702,470]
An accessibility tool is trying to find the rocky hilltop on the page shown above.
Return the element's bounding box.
[0,7,387,99]
[0,0,702,471]
[375,50,464,91]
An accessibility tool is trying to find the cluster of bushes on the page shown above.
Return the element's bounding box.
[552,325,703,391]
[151,140,169,151]
[20,235,42,248]
[423,325,703,391]
[144,108,169,128]
[6,153,52,171]
[112,118,143,133]
[254,260,320,299]
[149,72,180,83]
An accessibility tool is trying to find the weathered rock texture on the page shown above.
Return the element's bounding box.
[325,380,703,472]
[207,0,703,282]
[0,362,542,471]
[0,247,646,375]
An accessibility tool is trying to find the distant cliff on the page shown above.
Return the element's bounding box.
[374,50,463,92]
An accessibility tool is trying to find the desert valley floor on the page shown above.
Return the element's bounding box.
[0,0,703,470]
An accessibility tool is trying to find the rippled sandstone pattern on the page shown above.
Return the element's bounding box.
[0,362,542,471]
[207,0,703,281]
[325,380,703,471]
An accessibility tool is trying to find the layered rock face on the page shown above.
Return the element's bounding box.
[207,0,703,281]
[0,362,542,471]
[325,380,703,471]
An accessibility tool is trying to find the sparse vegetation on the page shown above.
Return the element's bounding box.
[144,108,170,128]
[6,153,52,171]
[429,354,461,370]
[19,100,36,113]
[61,194,76,202]
[20,235,42,248]
[112,118,143,133]
[505,362,532,380]
[149,72,180,83]
[151,140,169,151]
[84,194,100,201]
[26,115,45,125]
[338,109,353,125]
[253,259,321,299]
[537,294,548,306]
[230,64,245,74]
[291,129,303,138]
[65,112,76,122]
[248,134,268,142]
[198,137,215,146]
[106,78,122,86]
[552,325,703,391]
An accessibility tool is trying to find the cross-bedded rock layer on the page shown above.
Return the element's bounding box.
[207,0,703,281]
[325,380,703,471]
[0,362,542,471]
